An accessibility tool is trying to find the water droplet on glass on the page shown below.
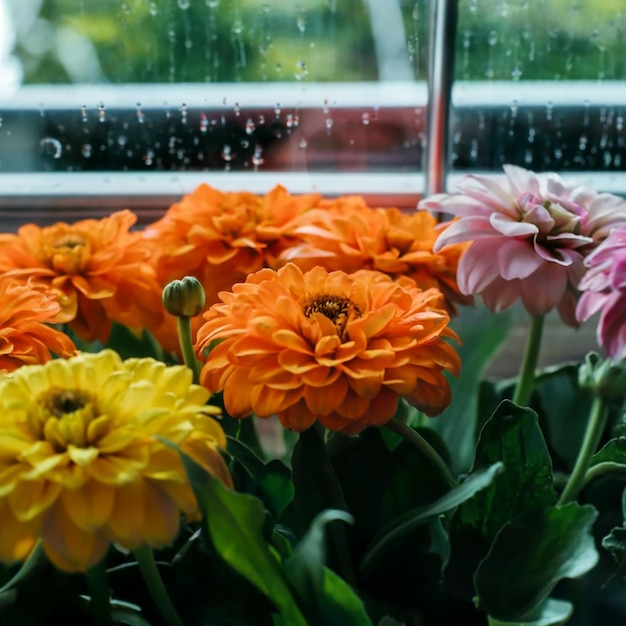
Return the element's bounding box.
[118,135,128,147]
[322,99,329,114]
[297,12,306,33]
[286,113,299,128]
[258,115,266,125]
[221,145,235,162]
[98,103,106,122]
[40,137,63,159]
[233,102,241,116]
[240,139,249,149]
[299,139,308,149]
[245,118,256,134]
[511,67,522,80]
[206,0,219,7]
[149,2,158,16]
[252,145,264,166]
[81,105,88,122]
[361,112,371,125]
[178,0,190,9]
[181,103,188,124]
[199,114,209,133]
[136,104,145,124]
[295,59,308,80]
[524,149,533,164]
[488,31,498,46]
[325,118,334,133]
[274,103,281,118]
[81,143,92,158]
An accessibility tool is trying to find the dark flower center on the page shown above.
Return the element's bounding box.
[303,294,361,338]
[43,388,91,417]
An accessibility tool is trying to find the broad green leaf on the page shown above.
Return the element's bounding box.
[433,305,514,473]
[174,443,307,626]
[464,400,556,537]
[445,401,555,600]
[533,364,593,470]
[291,425,349,537]
[330,427,452,610]
[228,436,294,520]
[487,597,573,626]
[359,462,503,576]
[474,503,599,622]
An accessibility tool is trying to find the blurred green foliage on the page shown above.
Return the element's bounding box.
[8,0,626,83]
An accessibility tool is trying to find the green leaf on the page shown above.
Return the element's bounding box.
[359,462,503,576]
[433,305,514,473]
[291,425,348,537]
[173,442,308,626]
[315,567,373,626]
[105,321,165,360]
[284,510,370,626]
[591,437,626,467]
[464,400,556,537]
[474,502,599,622]
[487,597,573,626]
[0,541,44,594]
[228,436,294,520]
[445,400,555,600]
[533,364,593,469]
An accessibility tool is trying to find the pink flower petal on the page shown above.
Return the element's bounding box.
[503,164,541,198]
[520,262,567,315]
[433,216,497,251]
[489,213,538,237]
[457,240,505,294]
[496,239,545,280]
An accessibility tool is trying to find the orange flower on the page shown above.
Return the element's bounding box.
[196,263,460,435]
[143,183,320,306]
[0,276,75,371]
[0,211,164,344]
[279,196,472,314]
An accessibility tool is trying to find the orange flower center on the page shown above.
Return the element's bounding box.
[303,294,361,338]
[40,229,90,275]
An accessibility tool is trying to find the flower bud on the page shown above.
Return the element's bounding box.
[162,276,206,317]
[578,352,626,400]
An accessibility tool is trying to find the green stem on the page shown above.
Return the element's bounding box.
[385,418,457,489]
[85,559,113,626]
[558,396,609,505]
[133,544,184,626]
[582,461,626,489]
[512,314,545,407]
[176,316,200,384]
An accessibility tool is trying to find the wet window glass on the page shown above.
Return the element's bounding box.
[0,0,624,210]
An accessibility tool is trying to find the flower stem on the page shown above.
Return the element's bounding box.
[558,396,609,505]
[385,418,457,489]
[133,544,183,626]
[176,316,200,384]
[512,314,545,407]
[85,560,113,626]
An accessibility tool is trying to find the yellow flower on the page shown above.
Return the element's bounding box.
[0,350,231,573]
[196,263,461,435]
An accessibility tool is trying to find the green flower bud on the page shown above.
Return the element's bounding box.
[162,276,206,317]
[578,352,626,400]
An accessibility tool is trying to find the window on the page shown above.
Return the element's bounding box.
[0,0,624,228]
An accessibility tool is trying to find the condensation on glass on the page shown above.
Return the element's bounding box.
[0,0,429,176]
[452,0,626,174]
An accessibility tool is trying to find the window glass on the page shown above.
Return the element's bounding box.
[0,0,429,177]
[452,0,626,175]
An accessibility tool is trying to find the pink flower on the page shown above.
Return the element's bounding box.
[576,227,626,360]
[422,165,626,325]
